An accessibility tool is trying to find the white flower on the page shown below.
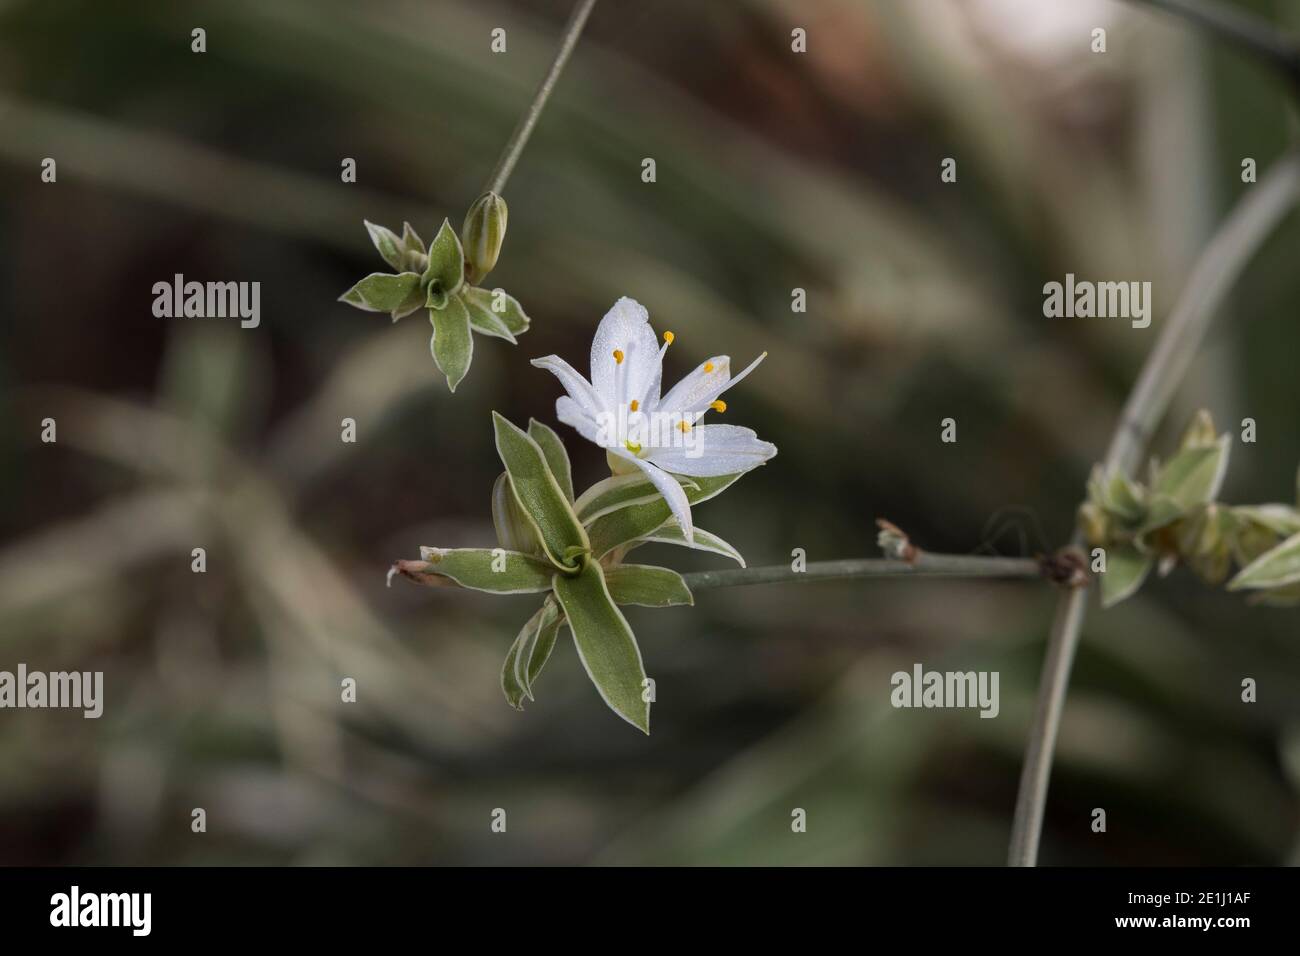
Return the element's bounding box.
[531,297,776,541]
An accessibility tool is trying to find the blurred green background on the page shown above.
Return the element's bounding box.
[1,0,1298,865]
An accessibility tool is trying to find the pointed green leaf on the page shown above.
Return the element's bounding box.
[416,547,554,593]
[1228,530,1300,591]
[513,596,564,698]
[423,218,465,301]
[492,412,589,570]
[430,298,474,392]
[391,280,427,321]
[401,221,425,254]
[604,564,694,607]
[461,288,516,343]
[462,286,530,338]
[574,473,701,525]
[400,221,426,272]
[587,473,743,558]
[1100,544,1153,609]
[364,220,404,271]
[1152,437,1229,510]
[339,272,422,312]
[552,559,649,733]
[527,418,574,503]
[623,523,746,567]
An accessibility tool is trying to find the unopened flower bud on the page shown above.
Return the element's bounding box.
[462,191,508,283]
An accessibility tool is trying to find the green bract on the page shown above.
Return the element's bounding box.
[340,216,530,391]
[392,412,757,733]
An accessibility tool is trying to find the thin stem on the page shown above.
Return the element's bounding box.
[1008,150,1300,867]
[684,554,1043,591]
[484,0,599,196]
[1128,0,1300,95]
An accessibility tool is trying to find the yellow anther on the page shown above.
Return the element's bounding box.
[613,349,624,364]
[710,400,727,413]
[630,400,640,412]
[678,420,691,433]
[663,331,674,344]
[625,440,642,454]
[703,362,715,373]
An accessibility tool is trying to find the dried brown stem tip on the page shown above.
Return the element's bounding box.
[387,559,451,589]
[875,519,919,564]
[1037,547,1089,590]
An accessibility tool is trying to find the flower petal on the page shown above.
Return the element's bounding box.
[556,395,605,446]
[657,354,729,415]
[590,297,661,410]
[608,448,694,543]
[645,424,776,477]
[658,352,766,416]
[531,355,604,419]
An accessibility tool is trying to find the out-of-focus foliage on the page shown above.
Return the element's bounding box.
[1081,409,1300,608]
[0,0,1298,864]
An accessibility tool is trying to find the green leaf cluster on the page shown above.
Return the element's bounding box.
[1081,410,1300,608]
[397,413,748,733]
[339,214,528,391]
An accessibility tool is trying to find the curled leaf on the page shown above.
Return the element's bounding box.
[513,596,564,700]
[423,218,465,301]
